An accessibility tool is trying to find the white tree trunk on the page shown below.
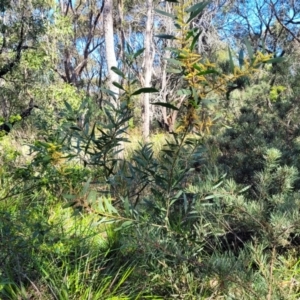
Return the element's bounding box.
[103,0,123,158]
[143,0,154,141]
[103,0,119,108]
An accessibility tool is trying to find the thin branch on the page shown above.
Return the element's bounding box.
[270,1,300,43]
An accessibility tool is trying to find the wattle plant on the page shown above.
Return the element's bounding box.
[155,0,284,134]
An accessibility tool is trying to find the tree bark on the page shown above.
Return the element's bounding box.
[104,0,124,159]
[142,0,154,141]
[104,0,119,108]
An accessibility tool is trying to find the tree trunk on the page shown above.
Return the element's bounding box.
[104,0,124,159]
[142,0,154,142]
[104,0,119,108]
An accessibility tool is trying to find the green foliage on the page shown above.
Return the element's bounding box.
[270,85,286,102]
[1,1,300,299]
[217,94,300,190]
[0,198,139,299]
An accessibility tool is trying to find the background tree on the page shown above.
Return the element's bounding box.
[53,1,104,90]
[104,0,119,107]
[0,0,49,118]
[142,0,154,140]
[218,0,300,92]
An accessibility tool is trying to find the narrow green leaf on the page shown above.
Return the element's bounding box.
[177,89,191,96]
[186,1,210,13]
[164,47,176,52]
[111,66,125,78]
[87,190,97,203]
[195,69,219,76]
[190,31,201,51]
[174,190,183,199]
[190,30,201,51]
[83,121,90,136]
[183,194,188,212]
[243,38,254,60]
[155,34,176,40]
[202,99,216,107]
[100,88,117,99]
[112,81,125,90]
[133,48,145,59]
[66,118,76,122]
[204,194,215,200]
[151,102,179,110]
[80,177,92,196]
[186,29,195,40]
[122,220,133,227]
[170,198,179,206]
[84,123,96,155]
[126,42,133,54]
[69,126,82,131]
[154,9,175,19]
[98,217,117,225]
[261,39,266,53]
[166,68,182,74]
[212,180,223,189]
[62,194,77,200]
[238,185,251,194]
[186,1,210,23]
[193,64,204,72]
[131,87,158,96]
[238,49,244,68]
[162,149,175,156]
[166,58,183,66]
[264,57,285,64]
[64,100,72,112]
[228,47,234,73]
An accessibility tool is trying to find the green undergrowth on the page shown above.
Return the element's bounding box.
[1,1,300,298]
[2,106,300,299]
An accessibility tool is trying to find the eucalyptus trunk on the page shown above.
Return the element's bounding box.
[104,0,124,158]
[104,0,119,108]
[142,0,154,141]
